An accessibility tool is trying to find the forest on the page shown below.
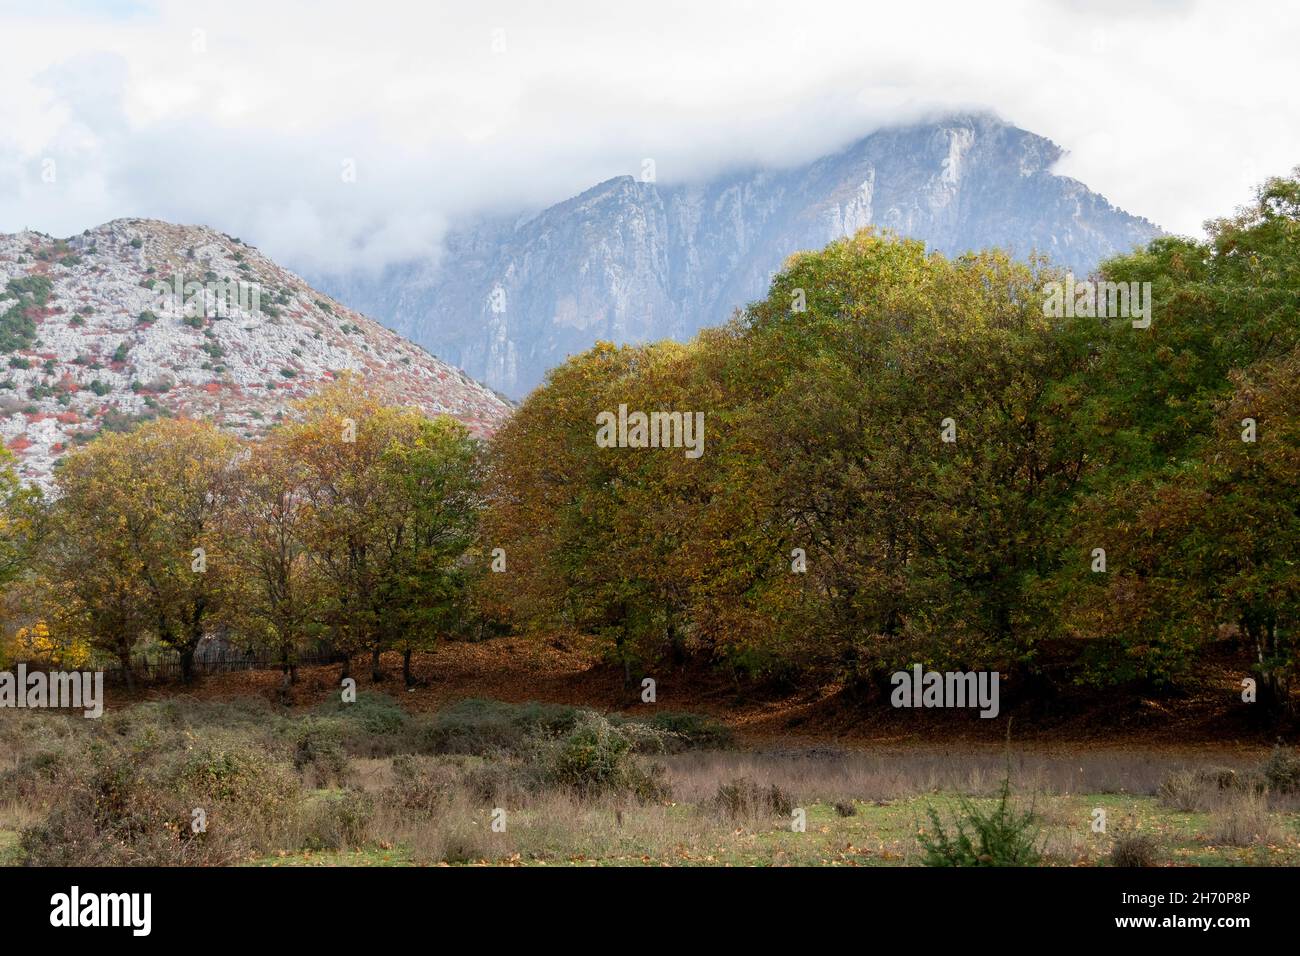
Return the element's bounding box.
[2,172,1297,724]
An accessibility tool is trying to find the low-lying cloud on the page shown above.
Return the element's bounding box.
[1,0,1297,274]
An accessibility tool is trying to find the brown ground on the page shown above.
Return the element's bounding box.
[106,634,1292,756]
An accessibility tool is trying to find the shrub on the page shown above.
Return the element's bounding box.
[175,739,296,813]
[385,755,457,817]
[1262,747,1300,794]
[19,739,259,865]
[637,711,733,751]
[1158,767,1246,812]
[540,711,670,802]
[0,748,74,801]
[321,692,408,739]
[461,758,543,804]
[1110,832,1161,867]
[291,720,350,784]
[298,789,374,851]
[918,779,1042,867]
[415,699,579,756]
[1158,770,1203,812]
[712,777,794,820]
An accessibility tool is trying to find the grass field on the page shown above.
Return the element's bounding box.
[244,793,1300,867]
[2,690,1297,867]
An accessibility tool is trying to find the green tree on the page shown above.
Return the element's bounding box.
[284,374,479,683]
[224,427,325,685]
[376,415,480,687]
[43,420,236,685]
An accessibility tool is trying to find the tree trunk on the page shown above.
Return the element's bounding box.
[281,649,297,686]
[1247,616,1290,723]
[403,648,414,688]
[667,617,686,668]
[179,645,195,685]
[616,628,631,688]
[371,645,383,683]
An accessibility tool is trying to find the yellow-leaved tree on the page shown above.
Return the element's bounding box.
[42,418,238,686]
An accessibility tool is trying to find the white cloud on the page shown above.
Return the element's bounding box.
[1,0,1296,271]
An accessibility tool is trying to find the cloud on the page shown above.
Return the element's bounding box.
[1,0,1297,272]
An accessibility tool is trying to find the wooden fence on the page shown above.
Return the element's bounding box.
[90,649,344,684]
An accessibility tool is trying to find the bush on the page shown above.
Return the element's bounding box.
[1262,747,1300,794]
[0,748,70,800]
[833,800,857,818]
[19,735,294,866]
[918,779,1042,867]
[298,789,374,851]
[291,719,350,784]
[712,777,794,820]
[1110,832,1161,867]
[324,692,408,737]
[461,758,543,804]
[540,711,670,802]
[415,699,579,756]
[176,739,296,810]
[1158,767,1247,812]
[637,711,733,751]
[386,755,456,817]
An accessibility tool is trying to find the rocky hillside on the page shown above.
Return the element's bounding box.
[0,220,511,483]
[315,113,1162,398]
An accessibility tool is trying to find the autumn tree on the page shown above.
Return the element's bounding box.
[281,374,479,682]
[43,419,237,685]
[0,447,41,590]
[1070,349,1300,715]
[223,427,325,684]
[479,340,721,685]
[1058,169,1300,699]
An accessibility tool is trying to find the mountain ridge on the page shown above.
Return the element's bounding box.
[312,113,1162,398]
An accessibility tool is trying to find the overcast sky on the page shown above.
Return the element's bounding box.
[1,0,1296,273]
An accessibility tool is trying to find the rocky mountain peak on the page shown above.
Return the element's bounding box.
[0,219,511,483]
[312,114,1163,399]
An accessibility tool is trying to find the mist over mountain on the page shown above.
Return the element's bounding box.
[311,114,1162,398]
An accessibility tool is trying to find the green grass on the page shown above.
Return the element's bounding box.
[243,794,1300,867]
[0,830,20,866]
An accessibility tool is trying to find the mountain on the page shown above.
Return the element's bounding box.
[0,219,512,483]
[314,113,1162,399]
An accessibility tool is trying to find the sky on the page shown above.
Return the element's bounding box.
[0,0,1296,274]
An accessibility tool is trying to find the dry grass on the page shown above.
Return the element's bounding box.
[1207,792,1290,848]
[661,748,1256,806]
[2,695,1297,867]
